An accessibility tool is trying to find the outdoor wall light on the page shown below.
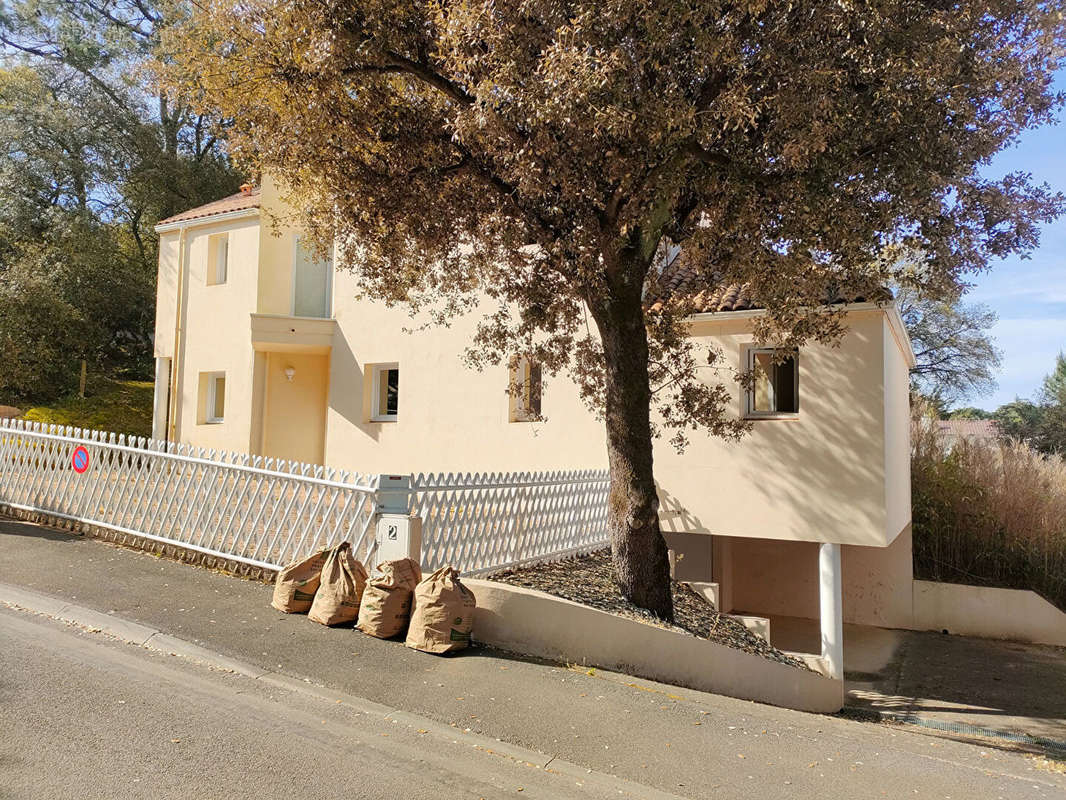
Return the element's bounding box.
[284,366,296,382]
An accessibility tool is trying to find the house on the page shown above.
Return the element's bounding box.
[936,418,1001,450]
[151,180,917,676]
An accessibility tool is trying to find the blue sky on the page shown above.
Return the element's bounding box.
[965,70,1066,410]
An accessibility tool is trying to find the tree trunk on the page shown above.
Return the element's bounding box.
[591,285,674,621]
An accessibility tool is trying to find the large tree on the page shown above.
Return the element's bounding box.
[897,288,1002,407]
[995,353,1066,455]
[163,0,1064,618]
[0,0,243,400]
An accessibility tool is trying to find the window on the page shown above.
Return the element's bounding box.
[201,372,226,423]
[207,233,229,285]
[292,236,332,318]
[746,348,798,417]
[509,355,542,422]
[370,364,399,422]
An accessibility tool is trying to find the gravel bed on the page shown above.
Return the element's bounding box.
[491,549,809,670]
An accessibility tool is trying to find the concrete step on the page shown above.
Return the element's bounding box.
[684,581,720,608]
[726,613,771,643]
[785,650,832,677]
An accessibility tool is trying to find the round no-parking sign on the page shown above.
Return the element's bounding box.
[71,445,90,474]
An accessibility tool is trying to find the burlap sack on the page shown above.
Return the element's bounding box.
[356,557,422,638]
[271,548,329,613]
[308,542,369,626]
[405,566,477,654]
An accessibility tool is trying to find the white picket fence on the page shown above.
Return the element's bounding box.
[0,420,379,569]
[0,420,610,573]
[413,470,611,574]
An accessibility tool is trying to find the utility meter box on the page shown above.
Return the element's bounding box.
[376,474,412,514]
[373,513,422,569]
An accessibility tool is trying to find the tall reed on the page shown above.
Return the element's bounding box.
[912,411,1066,610]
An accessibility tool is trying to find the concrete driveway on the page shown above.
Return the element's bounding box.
[768,615,1066,747]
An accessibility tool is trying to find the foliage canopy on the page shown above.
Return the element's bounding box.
[162,0,1065,616]
[0,0,243,401]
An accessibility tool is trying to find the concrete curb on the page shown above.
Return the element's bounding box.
[465,578,845,713]
[0,581,686,800]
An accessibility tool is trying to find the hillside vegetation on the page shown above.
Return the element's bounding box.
[912,412,1066,611]
[19,378,154,439]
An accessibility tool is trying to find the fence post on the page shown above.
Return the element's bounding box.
[371,474,422,569]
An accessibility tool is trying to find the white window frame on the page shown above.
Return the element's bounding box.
[291,235,334,319]
[205,372,226,424]
[745,347,799,419]
[370,363,399,422]
[207,233,228,285]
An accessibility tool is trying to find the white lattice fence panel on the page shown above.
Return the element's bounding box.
[0,420,378,569]
[412,470,610,573]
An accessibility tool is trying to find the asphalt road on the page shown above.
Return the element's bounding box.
[0,607,673,800]
[3,519,1066,799]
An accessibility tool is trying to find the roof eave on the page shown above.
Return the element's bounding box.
[154,206,260,233]
[685,301,918,368]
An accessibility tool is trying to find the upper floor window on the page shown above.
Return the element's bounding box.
[509,355,542,422]
[293,236,332,318]
[746,348,798,418]
[370,363,399,422]
[207,233,228,285]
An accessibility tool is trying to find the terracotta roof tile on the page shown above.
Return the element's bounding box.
[156,187,261,227]
[936,419,1000,440]
[648,256,890,314]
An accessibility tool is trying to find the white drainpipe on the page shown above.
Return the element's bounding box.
[819,542,844,679]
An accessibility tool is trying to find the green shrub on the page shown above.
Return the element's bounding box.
[912,410,1066,610]
[19,377,154,439]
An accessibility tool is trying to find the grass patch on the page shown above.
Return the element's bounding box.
[19,377,154,438]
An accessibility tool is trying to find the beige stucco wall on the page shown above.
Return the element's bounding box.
[319,281,909,547]
[882,316,913,544]
[256,221,298,316]
[322,271,605,474]
[155,186,912,551]
[722,527,914,628]
[170,216,261,452]
[911,580,1066,646]
[657,311,901,546]
[154,232,181,358]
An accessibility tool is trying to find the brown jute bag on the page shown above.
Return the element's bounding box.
[271,548,329,613]
[356,557,422,638]
[308,542,369,626]
[405,566,477,654]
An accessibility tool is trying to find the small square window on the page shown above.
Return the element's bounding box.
[746,348,798,417]
[509,355,542,422]
[207,233,229,285]
[200,371,226,423]
[370,363,399,422]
